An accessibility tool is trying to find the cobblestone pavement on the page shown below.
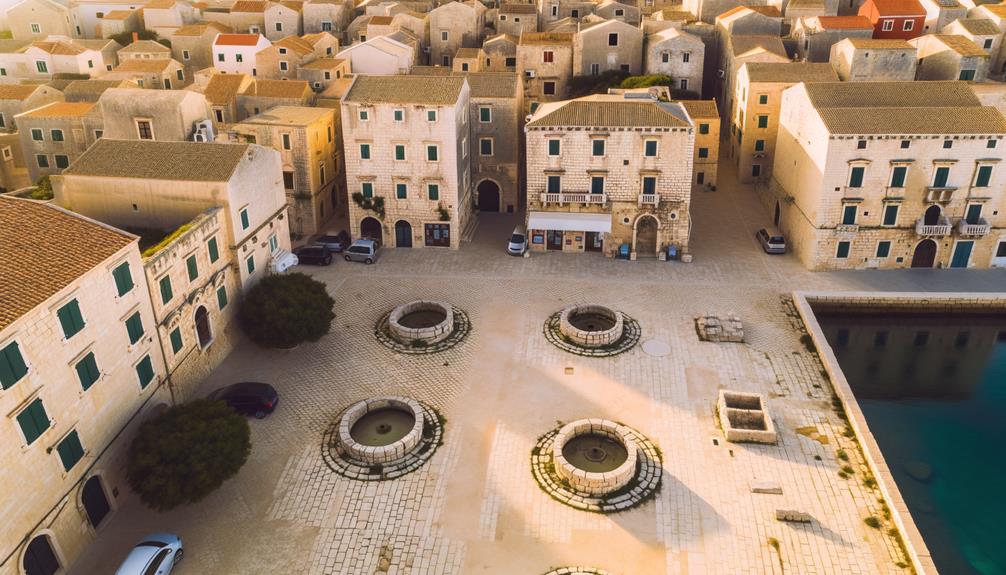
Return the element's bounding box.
[68,165,1006,575]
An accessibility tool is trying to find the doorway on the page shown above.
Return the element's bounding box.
[360,217,382,244]
[23,536,60,575]
[394,220,412,247]
[950,240,974,268]
[911,239,937,268]
[585,231,603,252]
[634,216,658,257]
[546,230,563,250]
[923,204,941,225]
[477,180,500,212]
[195,306,212,349]
[82,476,111,528]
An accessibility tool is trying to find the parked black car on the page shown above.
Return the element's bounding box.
[207,382,279,418]
[314,231,350,253]
[294,245,333,266]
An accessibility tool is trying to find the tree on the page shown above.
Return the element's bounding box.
[126,400,250,511]
[240,272,335,348]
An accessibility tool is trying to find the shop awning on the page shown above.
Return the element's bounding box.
[528,212,612,233]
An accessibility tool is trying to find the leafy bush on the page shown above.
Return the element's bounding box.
[569,70,631,98]
[240,272,335,348]
[126,400,250,511]
[619,74,674,89]
[110,29,169,48]
[30,175,53,200]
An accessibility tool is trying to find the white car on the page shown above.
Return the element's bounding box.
[114,534,183,575]
[507,225,528,255]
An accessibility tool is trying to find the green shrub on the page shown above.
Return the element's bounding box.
[110,29,168,48]
[619,74,674,89]
[126,400,250,511]
[30,175,53,200]
[240,272,335,348]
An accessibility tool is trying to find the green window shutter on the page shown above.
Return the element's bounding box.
[125,311,144,344]
[699,123,709,135]
[75,352,100,390]
[698,148,709,158]
[216,286,228,310]
[0,341,28,389]
[361,182,373,198]
[396,183,407,199]
[56,430,84,471]
[848,166,864,188]
[428,184,439,200]
[842,205,857,225]
[882,204,899,226]
[876,241,891,258]
[976,165,992,187]
[57,300,85,339]
[360,144,370,159]
[479,107,491,122]
[591,177,604,194]
[159,276,173,304]
[592,140,604,156]
[186,255,198,281]
[427,146,438,161]
[16,398,49,445]
[757,115,768,128]
[246,255,255,274]
[207,237,219,263]
[170,327,183,353]
[135,355,154,389]
[548,140,560,155]
[112,262,133,296]
[890,166,906,188]
[395,145,405,160]
[934,167,949,187]
[644,140,657,156]
[642,177,656,195]
[836,241,851,258]
[240,209,250,230]
[754,140,764,152]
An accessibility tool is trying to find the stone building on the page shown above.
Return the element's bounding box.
[918,0,967,33]
[170,22,234,76]
[517,32,574,113]
[340,75,473,249]
[227,106,342,236]
[911,33,989,81]
[484,34,518,72]
[117,39,172,61]
[498,3,538,36]
[0,38,118,84]
[524,91,695,258]
[97,88,211,141]
[6,0,75,40]
[792,15,875,62]
[265,0,305,41]
[201,73,255,129]
[100,58,188,89]
[61,79,135,102]
[573,18,644,76]
[0,195,168,575]
[942,18,1001,66]
[681,98,719,193]
[536,0,597,29]
[428,1,487,68]
[212,33,272,76]
[335,34,415,74]
[718,34,789,122]
[858,0,926,39]
[644,28,705,94]
[0,84,63,190]
[767,80,1006,270]
[595,0,642,25]
[256,35,317,80]
[14,101,102,182]
[967,3,1006,78]
[731,61,837,183]
[236,78,314,117]
[297,57,350,91]
[142,0,200,38]
[303,0,354,36]
[829,37,918,81]
[466,73,521,214]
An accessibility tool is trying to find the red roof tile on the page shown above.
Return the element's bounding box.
[214,33,262,46]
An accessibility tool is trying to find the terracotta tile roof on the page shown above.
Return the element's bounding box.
[0,197,135,331]
[845,37,914,49]
[805,80,981,108]
[278,0,303,10]
[300,57,344,69]
[818,106,1006,134]
[465,72,517,98]
[114,59,176,72]
[409,65,455,75]
[173,22,233,35]
[814,15,873,29]
[369,15,393,25]
[214,33,263,46]
[930,34,988,56]
[243,78,311,98]
[455,47,481,58]
[528,96,690,128]
[203,73,248,104]
[240,105,333,125]
[869,0,925,15]
[730,35,788,58]
[653,8,696,20]
[272,35,314,55]
[63,80,132,98]
[519,31,573,45]
[744,61,838,83]
[20,102,96,118]
[230,0,267,11]
[119,39,171,53]
[955,18,1000,35]
[500,2,536,13]
[681,99,718,119]
[102,9,135,18]
[0,85,42,101]
[62,139,251,181]
[344,75,466,104]
[143,0,179,9]
[28,41,85,55]
[302,32,334,45]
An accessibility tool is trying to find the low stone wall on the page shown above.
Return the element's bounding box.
[695,313,744,342]
[337,396,424,465]
[558,305,624,348]
[553,419,638,496]
[717,390,777,444]
[388,300,455,346]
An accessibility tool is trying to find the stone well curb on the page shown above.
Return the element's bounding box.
[543,309,641,357]
[552,419,638,496]
[558,304,625,348]
[337,396,424,464]
[375,305,471,354]
[388,300,454,346]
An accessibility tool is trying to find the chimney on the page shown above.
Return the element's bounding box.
[132,31,139,43]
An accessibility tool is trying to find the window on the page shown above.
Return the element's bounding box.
[876,241,891,258]
[547,175,561,193]
[890,165,907,187]
[361,182,373,198]
[135,355,155,389]
[359,109,369,121]
[136,120,153,140]
[394,109,404,122]
[480,138,493,156]
[988,139,998,149]
[183,49,190,60]
[751,164,761,177]
[543,82,555,95]
[217,53,225,62]
[754,139,765,152]
[57,299,85,339]
[0,341,28,390]
[615,8,624,15]
[506,57,516,67]
[236,54,243,62]
[427,109,437,122]
[608,33,618,46]
[170,327,183,353]
[36,155,48,168]
[699,123,709,135]
[900,139,910,149]
[590,176,604,194]
[548,139,560,155]
[183,254,198,281]
[758,94,768,105]
[959,69,976,81]
[933,165,950,187]
[268,234,278,253]
[683,52,690,63]
[544,50,554,64]
[882,204,899,226]
[841,204,857,225]
[984,38,994,49]
[591,139,605,156]
[965,203,983,224]
[591,63,600,75]
[426,145,439,161]
[882,19,893,31]
[207,237,220,264]
[75,352,100,390]
[848,166,865,188]
[55,155,68,169]
[479,107,491,122]
[30,23,41,33]
[125,311,144,344]
[87,59,93,69]
[461,63,469,72]
[112,262,133,296]
[642,176,656,195]
[427,183,439,200]
[159,275,172,304]
[282,170,294,189]
[56,430,84,471]
[644,140,657,157]
[698,147,709,158]
[239,207,250,230]
[16,398,49,445]
[424,223,451,247]
[679,79,688,91]
[943,139,953,149]
[394,144,405,161]
[322,21,332,31]
[217,286,228,310]
[246,254,255,274]
[661,51,669,63]
[857,139,867,150]
[441,30,448,41]
[275,22,283,31]
[280,61,288,71]
[51,129,63,142]
[360,143,371,159]
[836,241,851,258]
[975,165,993,187]
[757,115,768,129]
[31,128,43,141]
[903,19,913,31]
[36,60,47,73]
[396,182,407,199]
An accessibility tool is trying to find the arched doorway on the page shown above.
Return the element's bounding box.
[195,306,212,349]
[634,216,659,257]
[477,180,500,212]
[82,476,111,528]
[23,535,60,575]
[394,220,412,248]
[912,239,937,268]
[923,204,942,225]
[360,217,382,244]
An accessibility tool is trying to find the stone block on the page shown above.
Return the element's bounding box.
[775,509,812,523]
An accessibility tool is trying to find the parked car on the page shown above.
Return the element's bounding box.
[344,239,379,264]
[114,534,183,575]
[756,227,786,254]
[507,225,527,256]
[293,245,333,266]
[207,382,279,418]
[314,230,350,253]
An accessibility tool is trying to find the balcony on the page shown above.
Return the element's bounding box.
[539,192,607,205]
[925,187,957,203]
[638,194,658,206]
[915,216,952,237]
[957,217,991,237]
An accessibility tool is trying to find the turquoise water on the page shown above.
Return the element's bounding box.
[817,313,1006,575]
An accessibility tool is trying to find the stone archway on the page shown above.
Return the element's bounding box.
[23,535,60,575]
[195,305,212,349]
[360,217,382,244]
[923,204,942,226]
[634,215,659,258]
[81,475,111,528]
[912,239,938,268]
[477,179,501,212]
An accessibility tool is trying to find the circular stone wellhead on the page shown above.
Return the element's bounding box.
[337,397,424,464]
[553,419,638,496]
[387,300,455,346]
[558,305,625,349]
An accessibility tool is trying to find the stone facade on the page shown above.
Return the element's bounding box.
[792,16,875,62]
[644,28,705,94]
[265,2,305,41]
[170,23,233,76]
[97,88,210,141]
[303,0,353,36]
[468,73,521,213]
[14,102,102,182]
[829,38,918,81]
[428,1,487,68]
[573,19,644,76]
[682,99,719,193]
[517,33,574,113]
[497,3,537,36]
[911,34,989,81]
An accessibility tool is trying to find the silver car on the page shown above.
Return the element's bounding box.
[343,239,379,264]
[507,225,527,256]
[756,227,786,254]
[114,534,183,575]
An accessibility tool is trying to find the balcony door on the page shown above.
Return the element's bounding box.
[911,239,937,268]
[950,241,974,268]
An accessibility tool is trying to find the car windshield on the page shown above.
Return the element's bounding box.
[349,246,368,253]
[769,237,785,244]
[510,234,525,244]
[136,541,168,548]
